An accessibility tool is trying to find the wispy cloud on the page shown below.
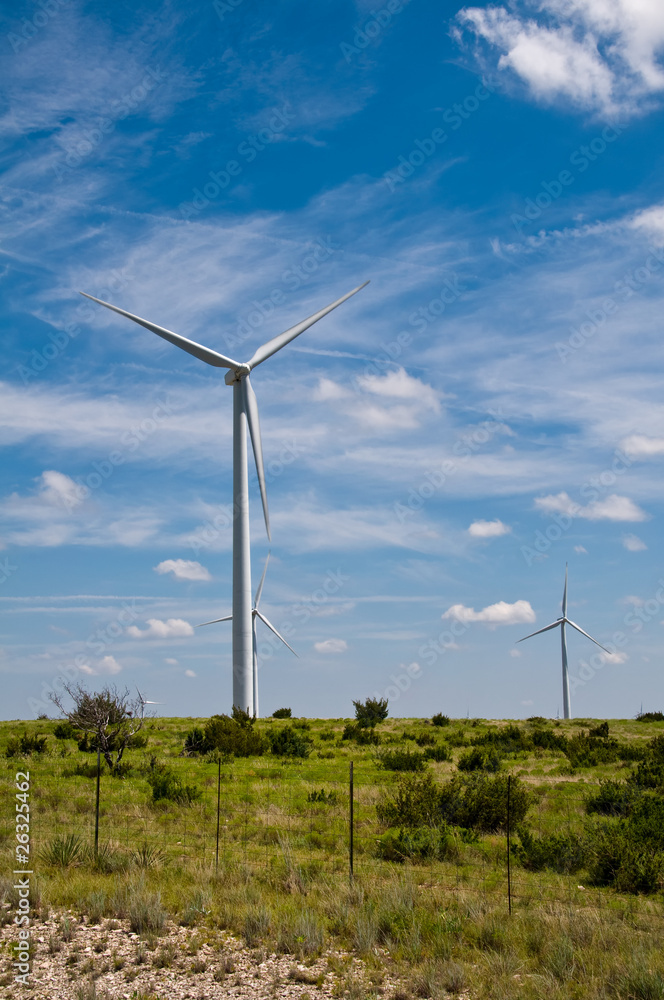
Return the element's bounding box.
[127,618,194,639]
[154,559,212,582]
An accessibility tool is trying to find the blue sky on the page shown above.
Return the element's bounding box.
[3,0,664,721]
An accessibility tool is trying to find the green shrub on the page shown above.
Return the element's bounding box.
[457,746,502,772]
[6,732,48,757]
[636,711,664,722]
[565,732,622,767]
[376,747,427,772]
[585,822,664,894]
[647,734,664,763]
[292,718,311,730]
[585,779,639,816]
[589,721,610,738]
[77,730,147,754]
[272,707,292,719]
[182,727,206,755]
[376,825,460,862]
[377,773,441,828]
[423,743,450,762]
[628,760,664,790]
[512,827,586,874]
[415,731,435,746]
[470,723,533,755]
[268,725,312,758]
[53,721,78,739]
[431,713,451,726]
[201,714,266,757]
[353,697,388,728]
[438,773,531,832]
[342,721,381,745]
[306,788,338,804]
[147,767,201,805]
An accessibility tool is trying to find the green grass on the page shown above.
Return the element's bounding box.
[2,714,664,996]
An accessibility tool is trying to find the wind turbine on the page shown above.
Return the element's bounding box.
[516,564,610,720]
[196,552,297,718]
[136,689,163,718]
[80,281,368,716]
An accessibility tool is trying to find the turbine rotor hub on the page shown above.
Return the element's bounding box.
[225,363,251,385]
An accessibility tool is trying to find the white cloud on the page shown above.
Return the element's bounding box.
[622,533,647,551]
[314,638,348,653]
[456,0,664,118]
[468,519,511,538]
[620,433,664,457]
[521,698,533,705]
[127,618,194,639]
[184,669,197,677]
[312,377,350,402]
[79,655,122,676]
[165,657,179,665]
[574,545,588,554]
[534,491,648,521]
[600,651,628,665]
[630,203,664,245]
[620,595,644,607]
[510,649,522,658]
[356,368,441,413]
[442,600,535,626]
[154,559,212,582]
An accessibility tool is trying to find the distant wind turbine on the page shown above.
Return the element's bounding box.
[196,552,296,718]
[81,281,367,716]
[516,564,610,720]
[136,689,163,718]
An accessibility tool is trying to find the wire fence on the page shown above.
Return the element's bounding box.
[1,755,652,917]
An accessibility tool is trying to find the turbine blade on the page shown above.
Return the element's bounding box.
[247,281,369,369]
[255,610,298,656]
[254,551,270,608]
[565,619,611,653]
[242,376,270,540]
[516,620,563,643]
[562,563,568,617]
[196,614,233,627]
[80,293,240,369]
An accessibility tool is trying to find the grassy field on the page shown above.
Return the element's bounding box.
[2,713,664,999]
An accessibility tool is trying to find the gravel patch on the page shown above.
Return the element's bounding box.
[0,910,399,999]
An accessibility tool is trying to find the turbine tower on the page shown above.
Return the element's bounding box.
[81,282,368,716]
[516,564,609,719]
[196,552,297,718]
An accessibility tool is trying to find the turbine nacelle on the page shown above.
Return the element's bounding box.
[225,364,251,384]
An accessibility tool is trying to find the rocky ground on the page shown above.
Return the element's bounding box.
[0,909,405,999]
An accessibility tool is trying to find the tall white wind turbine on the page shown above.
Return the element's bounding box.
[196,552,296,718]
[516,564,610,719]
[80,282,368,716]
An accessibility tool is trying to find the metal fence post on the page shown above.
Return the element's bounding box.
[506,773,512,915]
[349,760,354,882]
[215,756,221,872]
[94,745,101,858]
